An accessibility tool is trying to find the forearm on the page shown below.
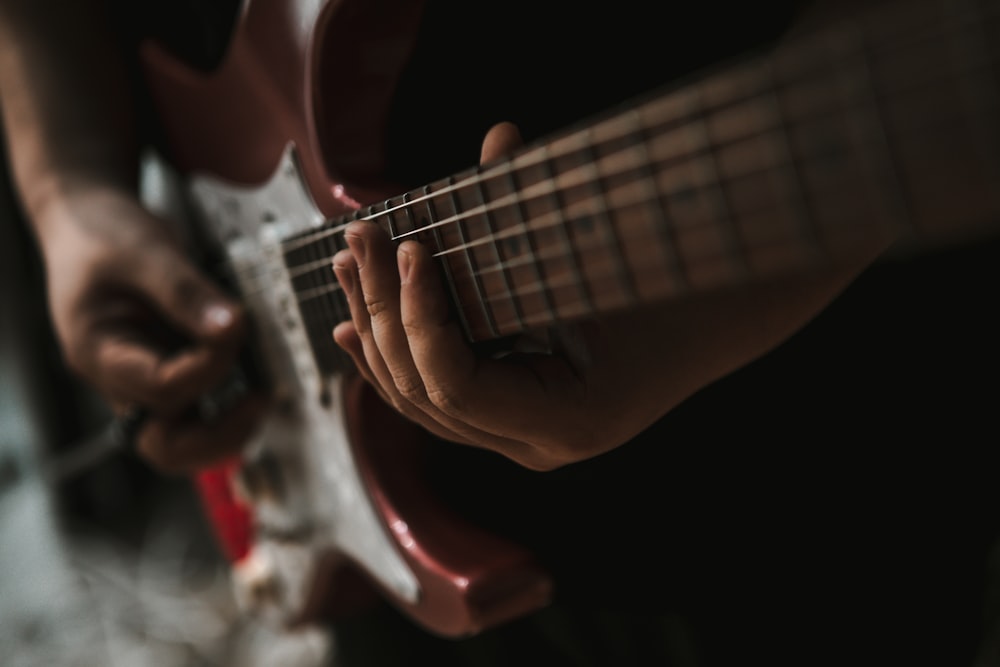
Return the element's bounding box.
[0,0,139,236]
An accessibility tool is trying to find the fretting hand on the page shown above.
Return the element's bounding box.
[332,122,890,471]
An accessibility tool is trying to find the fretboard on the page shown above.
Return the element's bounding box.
[281,0,1000,377]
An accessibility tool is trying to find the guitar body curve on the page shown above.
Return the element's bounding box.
[135,0,1000,640]
[139,0,552,638]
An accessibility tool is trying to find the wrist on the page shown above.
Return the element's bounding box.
[27,174,138,241]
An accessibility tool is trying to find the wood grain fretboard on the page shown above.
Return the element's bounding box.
[280,0,1000,376]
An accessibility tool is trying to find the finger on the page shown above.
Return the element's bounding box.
[124,224,245,345]
[333,320,393,404]
[334,244,431,421]
[333,244,398,390]
[346,223,516,441]
[344,222,437,411]
[397,241,542,461]
[334,317,479,446]
[136,393,268,475]
[333,245,462,439]
[480,122,524,165]
[334,239,509,448]
[396,240,484,413]
[83,236,245,413]
[91,330,242,415]
[399,240,586,451]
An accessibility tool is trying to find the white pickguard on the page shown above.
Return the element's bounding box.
[145,144,420,624]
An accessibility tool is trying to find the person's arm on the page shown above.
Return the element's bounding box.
[0,0,264,472]
[332,121,894,472]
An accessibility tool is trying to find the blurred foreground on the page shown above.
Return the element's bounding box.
[0,156,331,667]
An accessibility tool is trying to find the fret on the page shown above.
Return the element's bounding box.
[318,221,338,311]
[503,166,558,328]
[628,107,689,298]
[562,152,669,307]
[322,219,353,372]
[422,184,475,340]
[472,167,525,335]
[760,57,827,272]
[648,70,850,290]
[576,127,638,311]
[400,191,419,235]
[306,222,332,374]
[284,226,340,376]
[852,23,916,239]
[273,0,1000,366]
[382,196,401,239]
[681,84,751,289]
[536,144,595,318]
[444,175,500,339]
[774,52,886,262]
[768,27,888,258]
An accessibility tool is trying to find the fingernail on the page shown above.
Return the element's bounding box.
[335,263,354,296]
[204,304,234,330]
[397,248,412,282]
[345,233,366,264]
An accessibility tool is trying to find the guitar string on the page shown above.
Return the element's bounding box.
[216,0,995,347]
[289,168,897,312]
[276,41,1000,350]
[235,15,998,310]
[255,112,996,321]
[270,31,989,293]
[223,0,996,334]
[274,0,988,257]
[269,1,992,280]
[292,66,996,340]
[281,122,752,280]
[256,65,998,316]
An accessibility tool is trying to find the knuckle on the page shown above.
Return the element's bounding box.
[400,317,422,339]
[392,371,427,403]
[426,384,466,417]
[364,295,391,321]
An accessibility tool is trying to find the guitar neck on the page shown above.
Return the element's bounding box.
[282,0,1000,375]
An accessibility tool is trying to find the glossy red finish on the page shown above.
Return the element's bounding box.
[140,0,422,214]
[140,0,552,638]
[343,376,552,637]
[194,460,253,562]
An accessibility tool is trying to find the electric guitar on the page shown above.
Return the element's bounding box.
[139,0,1000,637]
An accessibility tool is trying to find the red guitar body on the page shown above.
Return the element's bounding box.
[136,0,1000,641]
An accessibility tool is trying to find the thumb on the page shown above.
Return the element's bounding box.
[480,121,524,165]
[135,239,244,344]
